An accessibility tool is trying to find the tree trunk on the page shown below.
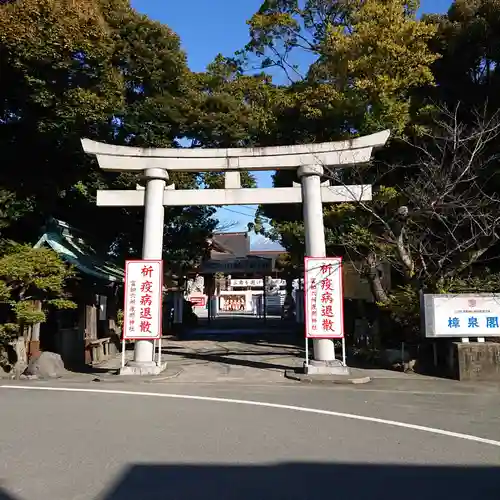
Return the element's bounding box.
[28,300,42,359]
[366,254,389,304]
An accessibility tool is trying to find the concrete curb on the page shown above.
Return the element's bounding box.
[12,367,186,385]
[144,368,184,383]
[284,369,372,385]
[87,367,184,384]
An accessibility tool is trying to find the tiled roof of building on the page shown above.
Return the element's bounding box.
[34,218,124,283]
[212,232,249,258]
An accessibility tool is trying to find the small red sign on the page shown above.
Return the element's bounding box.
[189,296,206,307]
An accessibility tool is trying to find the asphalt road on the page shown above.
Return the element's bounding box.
[1,380,500,500]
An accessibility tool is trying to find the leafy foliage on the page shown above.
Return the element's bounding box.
[0,0,123,241]
[244,0,439,137]
[0,0,223,277]
[0,244,75,346]
[5,0,500,350]
[425,0,500,113]
[248,0,442,286]
[244,1,500,342]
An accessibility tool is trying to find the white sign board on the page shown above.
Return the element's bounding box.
[230,279,286,288]
[123,260,163,340]
[304,257,344,339]
[423,294,500,338]
[200,257,272,274]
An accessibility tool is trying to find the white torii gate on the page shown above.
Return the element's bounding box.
[82,130,389,375]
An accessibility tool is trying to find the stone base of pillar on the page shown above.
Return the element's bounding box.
[304,359,351,376]
[119,361,167,376]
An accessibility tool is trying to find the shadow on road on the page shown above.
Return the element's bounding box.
[0,489,20,500]
[166,330,304,371]
[100,462,500,500]
[185,314,302,339]
[164,348,296,371]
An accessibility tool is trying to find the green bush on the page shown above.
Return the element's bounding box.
[0,243,76,367]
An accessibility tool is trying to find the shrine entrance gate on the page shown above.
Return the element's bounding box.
[82,130,389,375]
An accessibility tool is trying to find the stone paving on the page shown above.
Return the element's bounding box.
[97,336,305,384]
[91,335,445,386]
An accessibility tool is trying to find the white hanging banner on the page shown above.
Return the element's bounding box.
[304,257,344,339]
[123,260,163,340]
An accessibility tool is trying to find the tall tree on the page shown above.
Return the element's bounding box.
[425,0,500,113]
[0,0,123,241]
[180,54,287,190]
[250,1,500,340]
[244,0,438,136]
[248,0,440,267]
[0,0,218,274]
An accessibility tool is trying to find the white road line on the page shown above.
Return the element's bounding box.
[150,380,497,397]
[2,384,500,448]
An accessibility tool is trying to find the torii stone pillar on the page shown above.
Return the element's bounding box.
[130,167,168,370]
[81,130,390,376]
[298,164,334,363]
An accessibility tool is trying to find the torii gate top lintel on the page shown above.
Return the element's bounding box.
[81,130,390,172]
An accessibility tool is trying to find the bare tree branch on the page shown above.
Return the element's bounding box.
[318,103,500,295]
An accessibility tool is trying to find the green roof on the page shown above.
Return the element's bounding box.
[34,219,124,283]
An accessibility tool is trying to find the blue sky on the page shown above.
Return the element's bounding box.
[131,0,453,238]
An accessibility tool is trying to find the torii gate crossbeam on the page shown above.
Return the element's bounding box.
[96,185,372,207]
[82,130,390,376]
